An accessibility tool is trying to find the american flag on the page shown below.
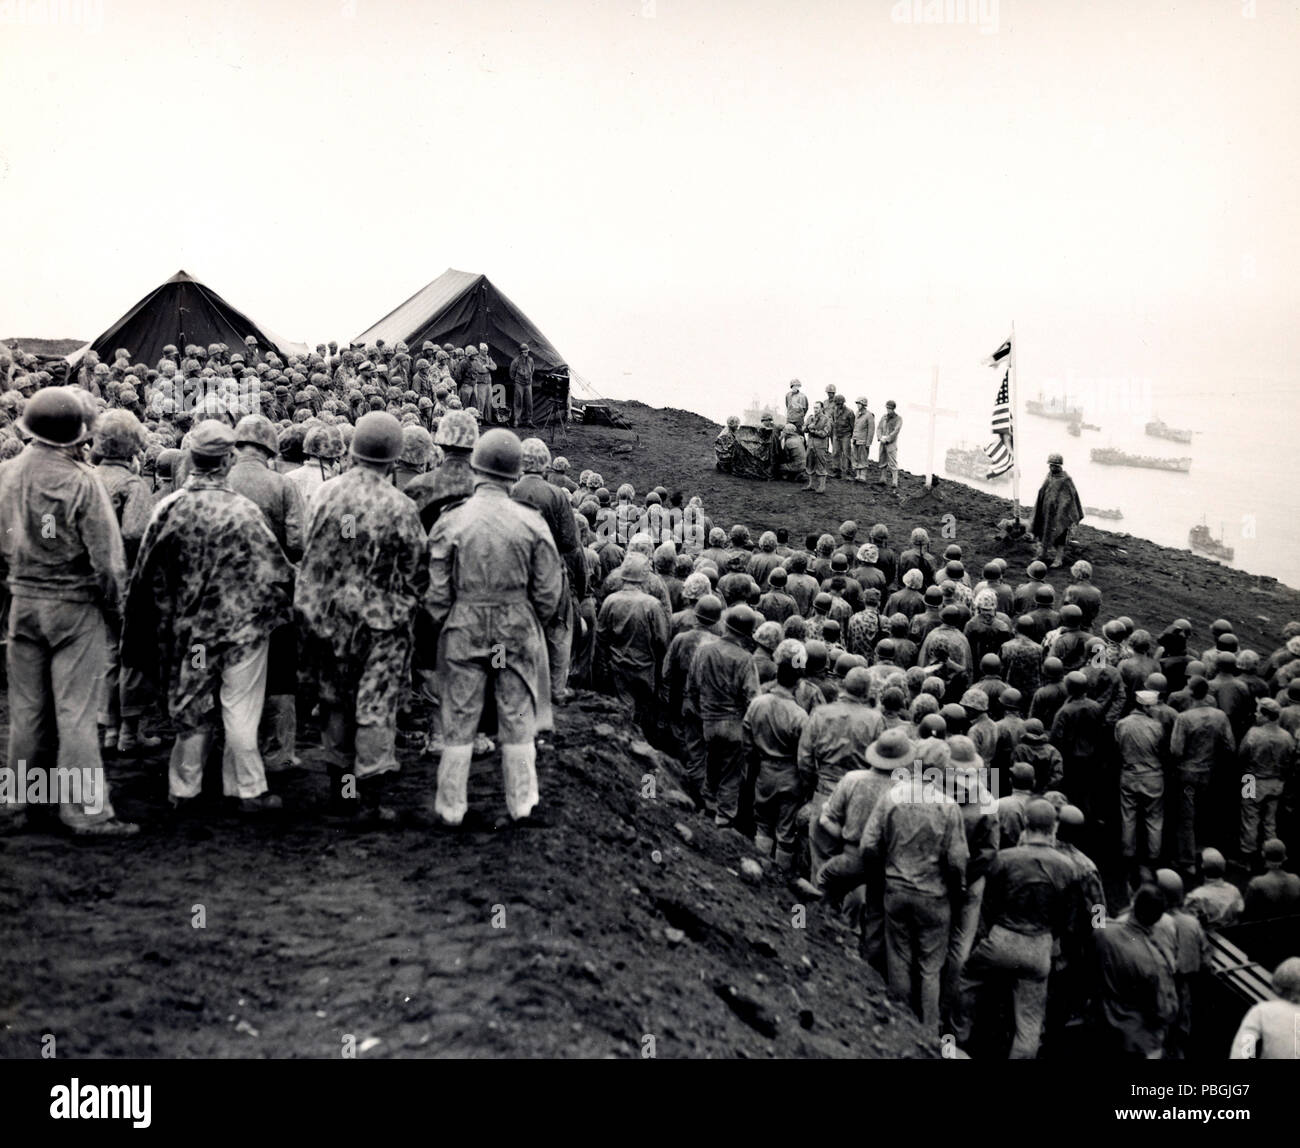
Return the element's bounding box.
[982,333,1014,477]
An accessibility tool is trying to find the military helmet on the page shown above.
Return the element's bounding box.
[188,420,237,458]
[350,411,404,464]
[303,423,345,460]
[552,455,571,473]
[434,409,479,450]
[92,408,147,459]
[399,425,434,468]
[154,447,182,478]
[520,437,551,474]
[470,428,523,481]
[16,386,87,447]
[232,413,279,456]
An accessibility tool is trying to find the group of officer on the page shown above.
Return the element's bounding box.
[715,380,903,493]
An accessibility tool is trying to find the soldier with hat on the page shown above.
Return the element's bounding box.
[228,413,307,773]
[296,412,428,824]
[0,389,138,837]
[784,379,808,432]
[850,397,875,482]
[509,342,536,428]
[1030,452,1084,568]
[513,437,587,705]
[830,393,854,479]
[426,428,564,827]
[686,603,761,829]
[802,400,833,494]
[595,551,670,739]
[742,637,812,873]
[861,727,969,1033]
[875,400,902,488]
[287,422,345,508]
[1238,696,1294,864]
[123,420,294,819]
[90,409,159,757]
[403,409,478,531]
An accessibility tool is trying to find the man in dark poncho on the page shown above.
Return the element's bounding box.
[1030,452,1083,568]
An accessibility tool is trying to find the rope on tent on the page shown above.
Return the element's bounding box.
[567,368,610,401]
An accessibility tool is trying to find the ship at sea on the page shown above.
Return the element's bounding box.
[1188,522,1234,562]
[1084,506,1123,521]
[1025,393,1083,422]
[945,444,1007,482]
[1145,418,1193,444]
[1090,446,1191,473]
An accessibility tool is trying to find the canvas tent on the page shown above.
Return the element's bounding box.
[354,268,570,423]
[67,270,305,368]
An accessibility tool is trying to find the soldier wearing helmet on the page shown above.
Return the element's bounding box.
[0,389,140,837]
[295,412,428,824]
[287,421,345,508]
[403,408,478,531]
[685,604,761,829]
[394,425,435,491]
[547,453,577,494]
[595,551,670,740]
[122,420,295,820]
[512,438,587,706]
[90,409,159,756]
[426,428,564,827]
[227,413,307,771]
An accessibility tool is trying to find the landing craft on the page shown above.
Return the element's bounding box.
[1090,446,1191,473]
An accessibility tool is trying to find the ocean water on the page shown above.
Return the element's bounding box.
[586,370,1300,589]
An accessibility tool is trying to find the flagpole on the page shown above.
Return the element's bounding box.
[1009,319,1021,523]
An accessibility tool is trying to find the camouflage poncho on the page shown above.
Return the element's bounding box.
[123,473,294,730]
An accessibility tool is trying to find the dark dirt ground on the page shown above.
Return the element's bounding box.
[0,690,931,1059]
[2,398,1295,1060]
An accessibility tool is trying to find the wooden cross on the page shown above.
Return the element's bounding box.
[907,366,958,487]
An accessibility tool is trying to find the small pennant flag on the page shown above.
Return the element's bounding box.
[982,337,1011,368]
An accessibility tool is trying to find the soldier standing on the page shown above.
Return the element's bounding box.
[802,401,832,494]
[877,400,903,488]
[512,437,586,704]
[427,429,564,827]
[296,412,428,822]
[124,420,294,818]
[851,397,876,483]
[0,389,138,837]
[784,379,808,432]
[830,394,854,479]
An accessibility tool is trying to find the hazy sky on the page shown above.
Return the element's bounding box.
[3,0,1297,420]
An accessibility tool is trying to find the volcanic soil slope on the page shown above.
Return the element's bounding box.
[1,399,1293,1060]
